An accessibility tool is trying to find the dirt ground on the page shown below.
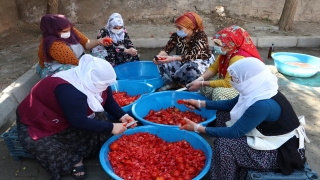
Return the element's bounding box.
[1,14,320,91]
[1,13,320,174]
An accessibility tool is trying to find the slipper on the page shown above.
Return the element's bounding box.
[71,165,87,179]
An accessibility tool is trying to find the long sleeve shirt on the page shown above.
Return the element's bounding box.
[206,55,244,88]
[205,95,281,138]
[54,84,125,134]
[38,27,89,68]
[162,31,212,64]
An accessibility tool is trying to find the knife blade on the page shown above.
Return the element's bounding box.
[175,87,187,91]
[126,120,138,128]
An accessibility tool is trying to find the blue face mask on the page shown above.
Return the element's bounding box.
[177,30,187,38]
[213,46,226,55]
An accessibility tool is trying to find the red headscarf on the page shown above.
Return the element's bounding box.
[213,25,262,78]
[40,14,80,62]
[175,12,204,31]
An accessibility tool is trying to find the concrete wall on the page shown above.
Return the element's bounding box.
[0,0,319,33]
[0,1,19,33]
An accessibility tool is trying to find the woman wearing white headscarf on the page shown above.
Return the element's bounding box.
[91,13,139,67]
[180,57,310,179]
[16,55,136,180]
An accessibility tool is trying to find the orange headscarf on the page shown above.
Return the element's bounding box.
[175,12,204,31]
[213,25,262,78]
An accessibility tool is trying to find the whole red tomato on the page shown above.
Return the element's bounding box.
[177,99,184,104]
[109,142,119,151]
[103,37,113,44]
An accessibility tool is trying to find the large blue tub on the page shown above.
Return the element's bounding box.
[99,125,212,180]
[114,61,164,89]
[131,91,216,127]
[111,80,155,115]
[272,52,320,78]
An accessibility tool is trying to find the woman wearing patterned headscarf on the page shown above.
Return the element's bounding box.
[36,14,108,79]
[17,55,136,180]
[187,25,262,100]
[181,57,309,179]
[91,13,139,67]
[153,12,214,91]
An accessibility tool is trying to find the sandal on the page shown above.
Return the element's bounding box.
[71,165,87,179]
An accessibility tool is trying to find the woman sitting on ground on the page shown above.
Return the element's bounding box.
[153,12,214,91]
[91,13,139,67]
[18,55,136,180]
[36,14,111,79]
[187,25,262,100]
[180,57,310,180]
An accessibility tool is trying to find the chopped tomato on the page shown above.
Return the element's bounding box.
[108,132,206,179]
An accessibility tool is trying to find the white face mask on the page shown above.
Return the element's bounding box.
[111,28,123,34]
[60,31,71,39]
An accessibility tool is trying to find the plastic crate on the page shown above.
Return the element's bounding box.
[1,125,34,160]
[246,163,319,180]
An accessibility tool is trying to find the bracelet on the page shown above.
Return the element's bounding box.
[197,99,201,108]
[194,124,201,133]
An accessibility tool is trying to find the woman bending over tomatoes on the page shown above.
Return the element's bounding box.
[17,55,136,180]
[180,57,310,180]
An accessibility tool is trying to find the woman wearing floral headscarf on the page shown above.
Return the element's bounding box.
[187,25,262,100]
[91,13,139,67]
[36,14,109,79]
[153,12,214,91]
[17,55,136,180]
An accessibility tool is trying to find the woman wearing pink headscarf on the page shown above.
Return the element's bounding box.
[187,25,262,100]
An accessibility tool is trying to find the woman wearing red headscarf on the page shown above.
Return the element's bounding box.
[187,25,262,100]
[153,12,214,91]
[36,14,110,79]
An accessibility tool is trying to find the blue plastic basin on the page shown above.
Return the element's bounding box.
[111,80,155,115]
[272,52,320,78]
[99,126,212,180]
[131,91,216,127]
[114,61,164,89]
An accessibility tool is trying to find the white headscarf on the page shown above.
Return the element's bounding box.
[105,13,125,43]
[53,54,117,112]
[227,57,279,124]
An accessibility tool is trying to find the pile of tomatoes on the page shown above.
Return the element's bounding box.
[112,91,140,107]
[144,107,206,125]
[108,132,206,180]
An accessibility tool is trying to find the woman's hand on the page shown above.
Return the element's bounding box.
[153,55,176,64]
[120,114,137,128]
[183,99,202,110]
[186,77,204,91]
[111,123,127,135]
[124,48,138,56]
[98,37,113,46]
[179,117,198,132]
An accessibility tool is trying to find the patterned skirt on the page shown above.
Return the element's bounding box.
[36,63,76,79]
[16,112,112,180]
[158,56,214,85]
[210,111,279,180]
[200,75,239,100]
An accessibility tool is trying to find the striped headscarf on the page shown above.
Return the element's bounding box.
[175,12,204,31]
